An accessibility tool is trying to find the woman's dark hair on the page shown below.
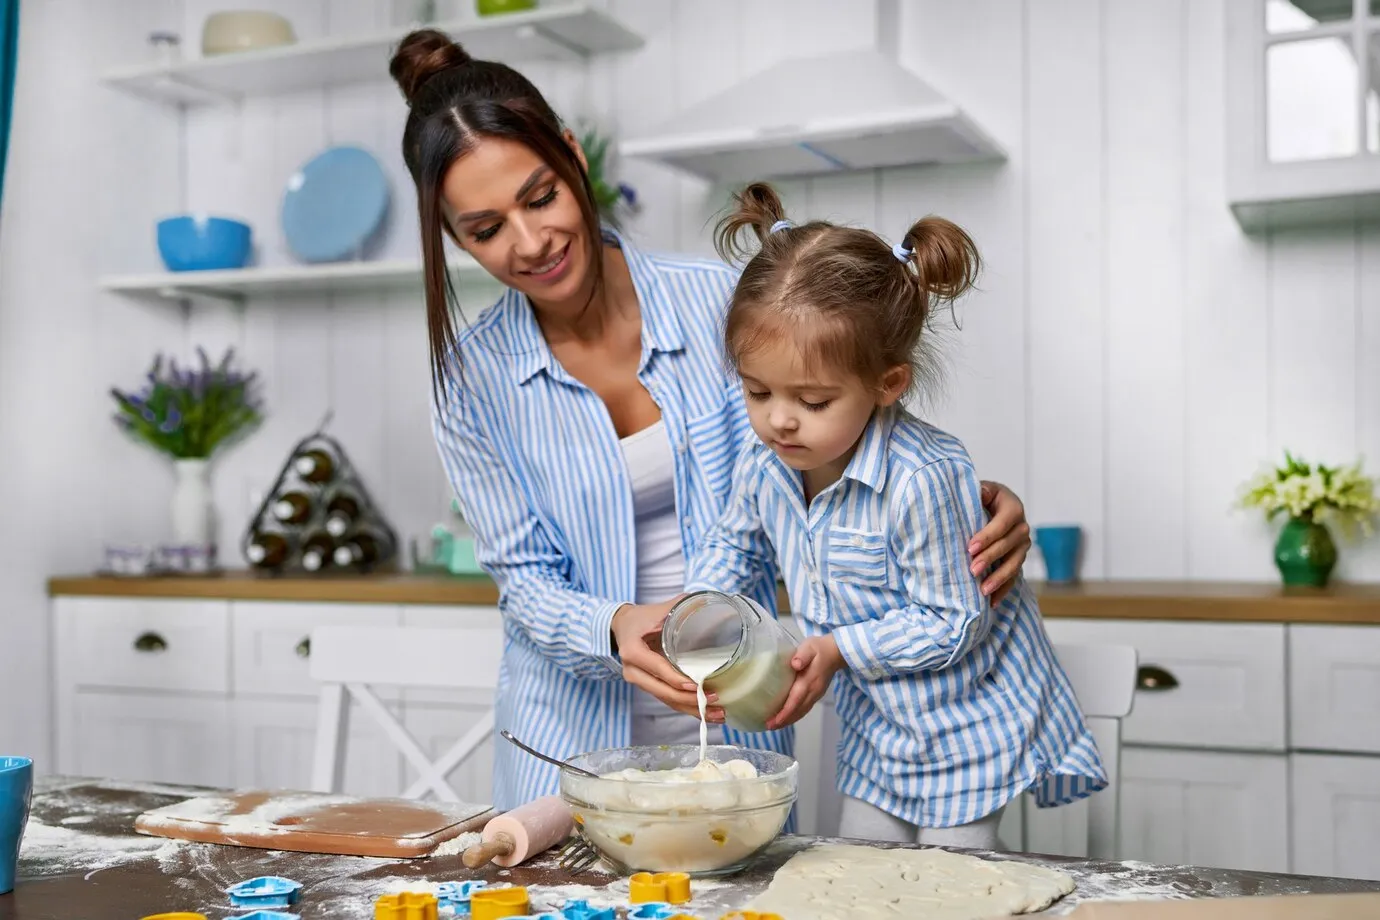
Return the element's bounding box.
[713,182,980,403]
[390,29,604,399]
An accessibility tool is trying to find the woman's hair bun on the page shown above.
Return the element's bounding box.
[390,29,472,105]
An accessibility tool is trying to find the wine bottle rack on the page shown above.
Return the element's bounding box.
[240,428,399,576]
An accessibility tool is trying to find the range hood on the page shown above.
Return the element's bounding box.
[618,47,1006,183]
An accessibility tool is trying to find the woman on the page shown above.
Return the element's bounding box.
[390,30,1034,811]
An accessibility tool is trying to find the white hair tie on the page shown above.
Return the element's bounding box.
[892,239,913,262]
[770,220,794,235]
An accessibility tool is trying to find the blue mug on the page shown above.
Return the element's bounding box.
[0,756,32,895]
[1035,525,1082,584]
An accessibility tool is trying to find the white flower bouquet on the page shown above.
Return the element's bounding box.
[1239,451,1380,537]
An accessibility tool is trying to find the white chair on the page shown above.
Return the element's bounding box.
[308,624,504,802]
[1002,642,1139,859]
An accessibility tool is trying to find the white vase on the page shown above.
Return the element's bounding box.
[171,458,216,546]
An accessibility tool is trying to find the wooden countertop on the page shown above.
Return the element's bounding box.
[45,572,1380,624]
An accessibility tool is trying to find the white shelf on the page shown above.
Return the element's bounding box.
[100,5,643,105]
[99,257,483,302]
[619,50,1006,183]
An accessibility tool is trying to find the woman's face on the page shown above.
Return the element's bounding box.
[441,134,592,310]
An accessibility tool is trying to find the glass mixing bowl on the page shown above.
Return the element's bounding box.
[558,744,798,877]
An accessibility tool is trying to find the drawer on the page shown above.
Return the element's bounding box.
[231,602,401,699]
[1043,618,1286,751]
[65,597,230,694]
[1289,625,1380,755]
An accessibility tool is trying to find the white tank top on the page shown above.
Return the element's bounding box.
[621,420,685,604]
[621,420,688,720]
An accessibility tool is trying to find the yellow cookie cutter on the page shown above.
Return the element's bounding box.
[374,891,438,920]
[140,915,207,920]
[719,912,784,920]
[630,871,692,904]
[470,885,531,920]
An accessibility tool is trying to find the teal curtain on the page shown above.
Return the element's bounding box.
[0,0,17,209]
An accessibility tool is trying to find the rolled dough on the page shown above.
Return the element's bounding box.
[744,843,1075,920]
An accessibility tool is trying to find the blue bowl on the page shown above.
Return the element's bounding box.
[156,215,252,272]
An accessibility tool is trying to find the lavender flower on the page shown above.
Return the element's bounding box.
[110,346,264,460]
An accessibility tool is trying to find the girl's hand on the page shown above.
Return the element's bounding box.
[973,481,1032,605]
[766,636,845,730]
[611,596,725,722]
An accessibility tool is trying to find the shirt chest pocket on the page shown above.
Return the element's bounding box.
[683,397,738,509]
[826,527,890,588]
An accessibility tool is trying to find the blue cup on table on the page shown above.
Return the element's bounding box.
[0,756,32,895]
[1035,525,1082,584]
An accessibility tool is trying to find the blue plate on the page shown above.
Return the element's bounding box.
[281,146,389,263]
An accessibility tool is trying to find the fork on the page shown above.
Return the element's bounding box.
[556,831,603,874]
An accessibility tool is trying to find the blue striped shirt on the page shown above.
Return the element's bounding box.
[685,407,1107,827]
[431,228,792,811]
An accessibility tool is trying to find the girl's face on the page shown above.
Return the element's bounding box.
[441,135,592,310]
[737,333,908,477]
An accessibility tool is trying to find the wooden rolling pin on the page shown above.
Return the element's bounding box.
[462,795,574,869]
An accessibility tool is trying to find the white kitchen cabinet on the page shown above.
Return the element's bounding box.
[1290,752,1380,880]
[69,692,232,788]
[1289,624,1380,755]
[51,596,501,802]
[49,589,1380,881]
[1119,747,1290,874]
[230,698,402,796]
[1226,0,1380,230]
[1041,618,1288,752]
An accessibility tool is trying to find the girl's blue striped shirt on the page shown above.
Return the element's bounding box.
[685,406,1108,827]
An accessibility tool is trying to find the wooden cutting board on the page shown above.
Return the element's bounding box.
[134,789,494,858]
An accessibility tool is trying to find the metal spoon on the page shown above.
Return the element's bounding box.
[500,730,601,779]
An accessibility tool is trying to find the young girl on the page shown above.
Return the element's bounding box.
[683,183,1106,850]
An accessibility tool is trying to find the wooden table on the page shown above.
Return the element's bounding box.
[5,778,1380,920]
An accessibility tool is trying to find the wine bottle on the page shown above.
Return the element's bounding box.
[299,531,336,572]
[272,490,313,525]
[323,492,361,538]
[333,532,382,570]
[294,446,338,484]
[245,531,290,569]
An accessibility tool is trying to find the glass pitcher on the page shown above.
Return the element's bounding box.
[660,591,799,733]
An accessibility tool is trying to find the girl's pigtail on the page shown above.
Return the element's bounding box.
[714,182,791,264]
[899,216,981,309]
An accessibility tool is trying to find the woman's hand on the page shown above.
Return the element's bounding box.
[973,481,1032,605]
[766,636,845,730]
[611,596,725,723]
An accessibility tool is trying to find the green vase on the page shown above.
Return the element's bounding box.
[1274,516,1337,587]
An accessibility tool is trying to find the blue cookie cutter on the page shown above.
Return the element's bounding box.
[559,900,617,920]
[226,876,303,909]
[627,904,676,920]
[236,913,300,920]
[438,879,489,913]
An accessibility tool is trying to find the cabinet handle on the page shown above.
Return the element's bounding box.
[133,632,168,653]
[295,637,311,659]
[1136,664,1178,692]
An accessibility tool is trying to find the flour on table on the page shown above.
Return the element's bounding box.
[18,817,172,876]
[425,831,482,858]
[745,843,1075,920]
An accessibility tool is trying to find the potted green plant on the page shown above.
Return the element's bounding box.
[1238,451,1379,587]
[110,346,263,547]
[578,124,639,228]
